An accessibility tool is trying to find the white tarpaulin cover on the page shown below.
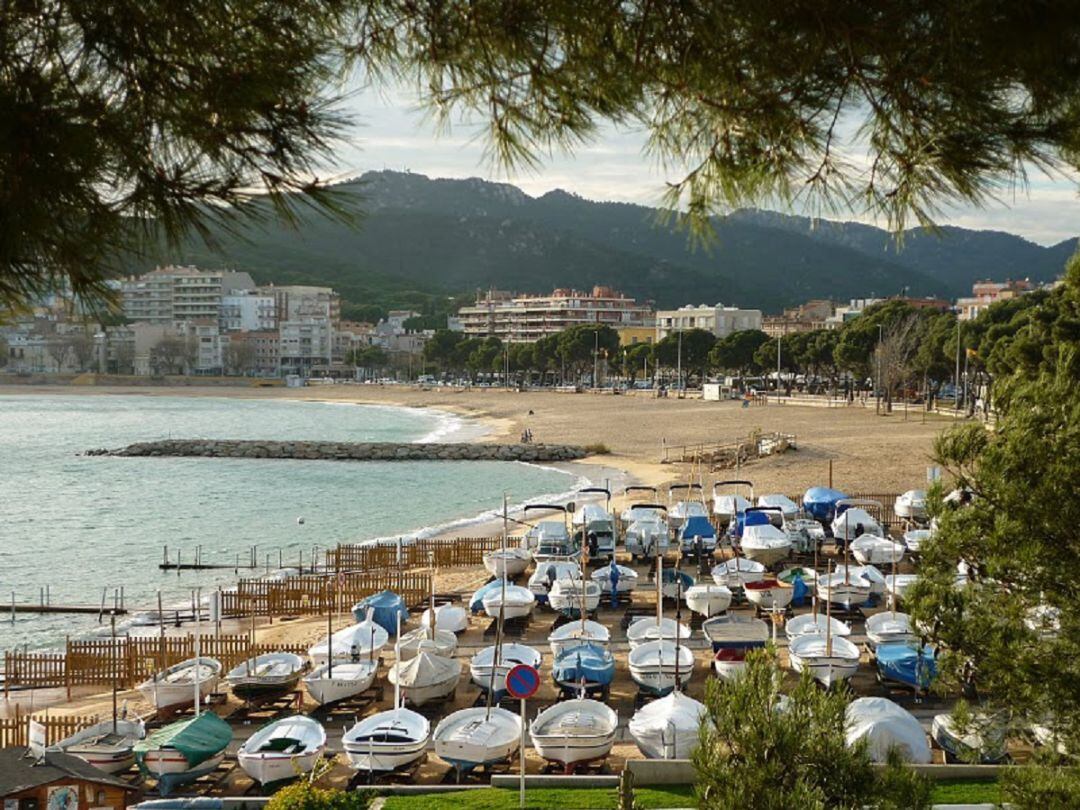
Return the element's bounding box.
[846,697,932,763]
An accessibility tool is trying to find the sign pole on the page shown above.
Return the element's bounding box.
[505,663,540,810]
[520,696,526,809]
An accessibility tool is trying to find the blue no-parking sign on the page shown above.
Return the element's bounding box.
[505,663,540,700]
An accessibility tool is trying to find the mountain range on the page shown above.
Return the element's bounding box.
[160,170,1077,317]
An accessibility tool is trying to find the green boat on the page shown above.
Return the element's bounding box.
[135,712,232,796]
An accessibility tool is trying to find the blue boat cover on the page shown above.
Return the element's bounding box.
[876,643,937,689]
[468,579,510,613]
[552,642,615,687]
[802,486,848,521]
[679,516,717,542]
[354,590,409,635]
[734,508,770,538]
[661,569,696,591]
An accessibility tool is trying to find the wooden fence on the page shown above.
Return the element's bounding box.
[325,537,506,572]
[783,492,905,528]
[219,570,432,618]
[0,706,100,747]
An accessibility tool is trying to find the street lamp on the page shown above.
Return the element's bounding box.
[876,323,884,415]
[775,333,781,401]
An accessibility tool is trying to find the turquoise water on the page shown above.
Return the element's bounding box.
[0,394,575,649]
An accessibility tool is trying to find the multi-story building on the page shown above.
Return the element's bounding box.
[225,330,280,376]
[220,290,277,332]
[458,286,654,343]
[956,279,1034,321]
[762,299,836,337]
[654,303,762,341]
[279,319,334,376]
[824,298,883,329]
[263,284,340,323]
[120,266,254,324]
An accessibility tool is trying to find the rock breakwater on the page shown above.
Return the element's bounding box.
[85,439,587,463]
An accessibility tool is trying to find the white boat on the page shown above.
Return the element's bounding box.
[788,634,861,687]
[530,699,618,771]
[685,584,732,617]
[482,547,533,579]
[574,493,617,560]
[237,716,326,785]
[420,603,469,634]
[531,523,580,564]
[623,508,670,559]
[549,620,610,657]
[308,616,389,665]
[668,496,708,531]
[137,658,222,713]
[902,528,932,553]
[784,518,828,553]
[134,712,231,796]
[757,494,800,521]
[832,506,884,543]
[469,643,543,695]
[387,651,460,706]
[433,707,522,774]
[884,574,919,607]
[627,617,693,649]
[865,612,917,650]
[303,660,378,706]
[847,698,932,763]
[711,557,766,590]
[529,561,582,603]
[740,523,793,566]
[850,535,906,566]
[548,577,601,617]
[227,653,307,699]
[712,479,754,526]
[481,584,536,620]
[817,571,872,608]
[894,490,929,522]
[628,640,695,696]
[50,718,145,774]
[835,564,887,595]
[397,626,458,660]
[343,708,430,773]
[778,566,818,587]
[629,691,707,759]
[590,563,638,595]
[931,712,1008,763]
[785,613,851,641]
[701,614,769,680]
[744,578,793,610]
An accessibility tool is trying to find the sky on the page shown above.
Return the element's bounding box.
[332,85,1080,247]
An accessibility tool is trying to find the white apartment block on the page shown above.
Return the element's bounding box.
[654,303,763,340]
[279,319,334,376]
[221,291,277,332]
[120,266,255,324]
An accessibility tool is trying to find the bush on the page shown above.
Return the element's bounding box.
[265,780,371,810]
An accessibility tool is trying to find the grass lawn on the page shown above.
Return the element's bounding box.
[380,786,696,810]
[929,778,1001,805]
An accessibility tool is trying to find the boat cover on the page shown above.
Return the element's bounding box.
[802,486,848,521]
[845,697,931,763]
[628,691,707,759]
[734,508,771,538]
[135,713,231,767]
[469,579,510,613]
[679,515,716,540]
[391,652,459,688]
[875,643,937,689]
[355,590,409,635]
[552,643,616,686]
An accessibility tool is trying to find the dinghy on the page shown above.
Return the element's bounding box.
[135,712,231,795]
[590,563,638,595]
[303,660,378,706]
[628,640,695,696]
[685,584,732,618]
[627,617,693,648]
[711,557,766,590]
[789,634,861,687]
[483,547,532,579]
[875,643,936,693]
[712,480,754,526]
[549,620,610,657]
[308,615,389,664]
[531,699,618,772]
[137,658,222,713]
[351,591,408,636]
[777,566,817,586]
[660,569,695,600]
[548,577,601,618]
[701,614,769,680]
[481,584,536,620]
[835,563,887,596]
[469,643,543,697]
[817,571,872,609]
[227,653,306,699]
[397,626,457,660]
[433,707,522,775]
[884,574,919,607]
[851,535,906,566]
[420,603,469,634]
[387,651,460,706]
[237,716,326,785]
[552,642,616,693]
[740,523,792,566]
[744,578,794,610]
[865,611,917,650]
[785,613,851,642]
[847,698,932,763]
[528,561,581,604]
[629,691,707,759]
[50,718,145,774]
[894,490,928,522]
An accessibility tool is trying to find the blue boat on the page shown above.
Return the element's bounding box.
[732,508,771,539]
[468,579,510,614]
[552,642,615,693]
[802,486,848,522]
[352,590,408,635]
[678,515,717,552]
[876,642,937,692]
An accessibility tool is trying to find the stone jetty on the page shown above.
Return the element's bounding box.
[85,439,587,463]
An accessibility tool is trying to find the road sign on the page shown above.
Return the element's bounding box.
[505,663,540,700]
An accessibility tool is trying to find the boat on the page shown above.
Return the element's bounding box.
[237,716,326,785]
[628,640,695,696]
[739,522,793,566]
[552,642,616,693]
[801,486,847,523]
[902,528,932,553]
[834,564,887,596]
[894,489,929,522]
[875,643,936,693]
[433,707,522,775]
[387,651,460,706]
[851,535,906,566]
[135,712,232,796]
[470,579,510,614]
[883,574,919,607]
[137,658,222,713]
[777,566,817,587]
[677,515,717,555]
[660,568,696,600]
[524,504,578,562]
[303,660,378,706]
[817,571,872,608]
[627,617,694,648]
[757,494,800,521]
[712,479,754,527]
[351,591,408,636]
[308,614,389,665]
[343,617,431,774]
[711,557,766,590]
[49,718,146,774]
[469,643,543,697]
[622,505,670,560]
[831,500,884,544]
[482,547,533,579]
[226,653,306,699]
[590,562,638,595]
[701,614,769,680]
[530,698,618,772]
[420,603,469,634]
[548,620,610,657]
[628,691,707,759]
[481,584,536,620]
[744,578,794,610]
[865,611,917,650]
[398,627,457,662]
[783,518,828,553]
[788,634,861,687]
[573,488,617,560]
[846,698,932,763]
[931,712,1008,763]
[684,584,732,618]
[548,577,601,618]
[528,561,581,604]
[619,485,660,521]
[785,613,851,641]
[668,482,708,531]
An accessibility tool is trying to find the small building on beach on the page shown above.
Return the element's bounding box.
[0,747,137,810]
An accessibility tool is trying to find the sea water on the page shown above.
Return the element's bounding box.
[0,394,575,649]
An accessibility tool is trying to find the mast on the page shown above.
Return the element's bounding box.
[825,562,833,657]
[194,587,201,717]
[110,611,118,733]
[326,579,333,679]
[393,612,402,713]
[486,495,510,720]
[673,575,683,693]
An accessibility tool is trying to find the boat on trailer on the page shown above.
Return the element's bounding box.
[237,716,326,785]
[530,698,617,773]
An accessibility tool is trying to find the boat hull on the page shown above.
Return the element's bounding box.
[345,741,427,773]
[303,664,377,706]
[142,751,226,796]
[238,748,324,785]
[64,747,135,774]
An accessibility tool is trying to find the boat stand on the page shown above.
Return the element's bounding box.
[231,689,304,723]
[311,682,386,722]
[826,604,866,622]
[348,754,428,787]
[483,615,531,638]
[620,605,656,630]
[555,682,610,702]
[440,756,513,785]
[541,756,611,776]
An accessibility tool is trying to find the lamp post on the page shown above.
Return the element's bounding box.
[776,333,782,401]
[876,323,884,415]
[954,316,962,410]
[676,328,683,396]
[593,329,599,389]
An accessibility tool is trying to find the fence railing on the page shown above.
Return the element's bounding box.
[220,570,432,618]
[0,706,100,748]
[325,537,506,572]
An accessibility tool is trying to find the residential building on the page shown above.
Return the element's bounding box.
[279,318,334,376]
[654,303,762,341]
[226,330,280,376]
[120,266,255,324]
[824,298,883,329]
[264,284,340,323]
[375,310,421,337]
[762,299,836,337]
[956,278,1034,320]
[221,290,277,331]
[617,325,656,346]
[458,286,654,343]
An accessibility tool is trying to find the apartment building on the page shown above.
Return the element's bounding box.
[120,266,255,324]
[956,279,1034,321]
[654,303,762,340]
[220,290,277,332]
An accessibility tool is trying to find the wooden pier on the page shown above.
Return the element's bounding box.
[5,604,129,615]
